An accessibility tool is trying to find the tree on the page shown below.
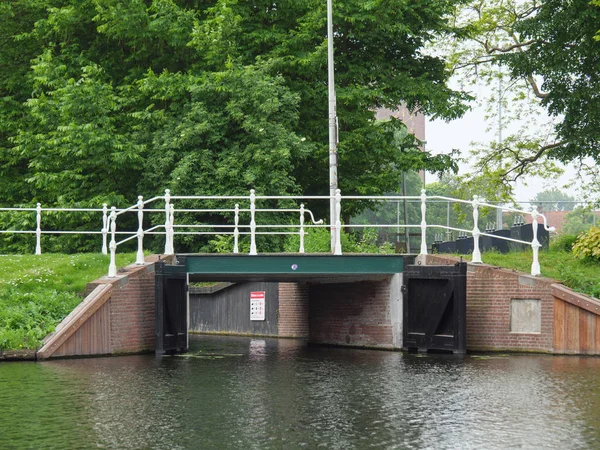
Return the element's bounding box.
[531,190,576,212]
[1,1,466,200]
[0,1,50,205]
[562,207,598,236]
[0,0,468,252]
[507,0,600,166]
[442,0,600,200]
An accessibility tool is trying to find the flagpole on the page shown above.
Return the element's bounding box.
[327,0,338,253]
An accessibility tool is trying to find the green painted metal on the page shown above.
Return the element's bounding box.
[184,254,404,275]
[158,263,187,276]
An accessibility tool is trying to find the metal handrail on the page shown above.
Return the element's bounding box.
[1,189,559,277]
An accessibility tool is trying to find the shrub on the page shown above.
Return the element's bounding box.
[572,227,600,262]
[283,226,395,254]
[550,234,579,252]
[0,287,82,350]
[284,226,354,253]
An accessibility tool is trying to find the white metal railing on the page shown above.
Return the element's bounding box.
[0,189,556,277]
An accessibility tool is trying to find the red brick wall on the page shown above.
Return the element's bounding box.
[278,283,309,338]
[108,263,156,354]
[308,280,394,349]
[86,258,162,355]
[427,255,555,352]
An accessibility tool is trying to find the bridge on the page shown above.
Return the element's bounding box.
[8,189,592,361]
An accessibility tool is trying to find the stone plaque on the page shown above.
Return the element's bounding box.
[510,299,541,333]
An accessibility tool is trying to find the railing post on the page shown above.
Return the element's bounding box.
[168,204,175,255]
[136,196,145,265]
[299,204,305,253]
[164,189,173,255]
[446,200,451,240]
[233,204,239,254]
[530,206,541,276]
[334,189,342,255]
[101,203,108,255]
[108,206,117,277]
[472,195,482,263]
[35,203,42,255]
[249,189,257,255]
[420,189,427,256]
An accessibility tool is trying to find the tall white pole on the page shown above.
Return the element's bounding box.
[419,190,428,255]
[496,72,503,230]
[101,203,108,255]
[327,0,338,253]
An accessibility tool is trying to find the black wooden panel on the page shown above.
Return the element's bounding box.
[155,262,188,355]
[481,230,511,253]
[403,263,466,354]
[455,237,474,255]
[510,224,549,251]
[433,241,456,254]
[189,282,279,336]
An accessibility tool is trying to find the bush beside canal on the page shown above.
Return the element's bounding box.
[0,253,135,351]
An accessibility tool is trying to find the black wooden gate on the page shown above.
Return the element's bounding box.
[155,262,188,355]
[402,262,467,354]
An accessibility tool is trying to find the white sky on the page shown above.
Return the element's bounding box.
[426,106,581,204]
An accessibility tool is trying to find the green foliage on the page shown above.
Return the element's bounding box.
[283,226,394,254]
[550,234,578,253]
[284,227,333,253]
[561,207,598,236]
[444,0,600,197]
[208,234,250,254]
[352,228,395,254]
[554,259,600,299]
[0,253,135,350]
[531,189,576,212]
[0,0,466,254]
[572,227,600,262]
[595,0,600,40]
[507,0,600,165]
[0,288,81,350]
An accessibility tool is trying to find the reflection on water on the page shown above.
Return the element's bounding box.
[1,335,600,449]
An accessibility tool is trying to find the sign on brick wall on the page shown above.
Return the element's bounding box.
[250,291,265,321]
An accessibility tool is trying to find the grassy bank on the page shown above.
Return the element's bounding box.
[0,253,135,351]
[458,249,600,299]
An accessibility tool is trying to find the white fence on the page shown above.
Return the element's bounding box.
[0,189,555,277]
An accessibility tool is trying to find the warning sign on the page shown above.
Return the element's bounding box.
[250,291,265,321]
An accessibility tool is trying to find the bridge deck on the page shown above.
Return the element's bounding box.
[176,254,410,282]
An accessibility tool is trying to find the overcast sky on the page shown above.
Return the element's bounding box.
[426,103,581,205]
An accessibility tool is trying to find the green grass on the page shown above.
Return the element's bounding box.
[0,253,136,351]
[458,249,600,299]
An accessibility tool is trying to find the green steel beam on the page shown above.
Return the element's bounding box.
[183,254,404,275]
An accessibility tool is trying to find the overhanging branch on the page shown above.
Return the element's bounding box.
[502,141,564,181]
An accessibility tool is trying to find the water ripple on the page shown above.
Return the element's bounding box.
[1,337,599,449]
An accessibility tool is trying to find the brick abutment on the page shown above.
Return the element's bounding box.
[426,255,600,354]
[40,255,600,358]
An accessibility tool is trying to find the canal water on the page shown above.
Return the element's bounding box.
[1,335,600,450]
